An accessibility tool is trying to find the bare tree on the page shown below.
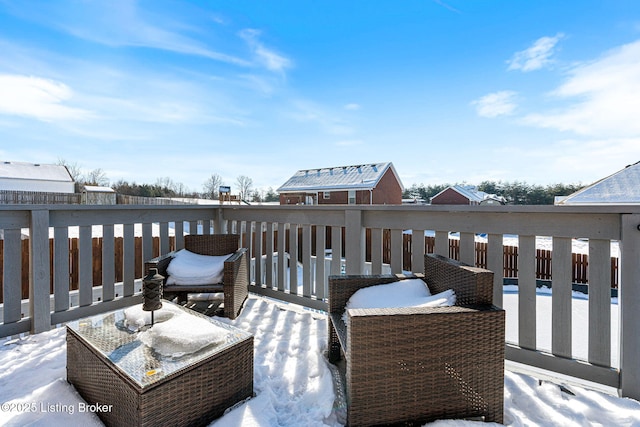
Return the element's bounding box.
[235,175,253,201]
[203,173,223,199]
[153,177,191,196]
[56,158,83,182]
[155,177,176,193]
[85,168,109,186]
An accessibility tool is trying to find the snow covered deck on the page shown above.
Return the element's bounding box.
[1,293,639,426]
[1,203,640,402]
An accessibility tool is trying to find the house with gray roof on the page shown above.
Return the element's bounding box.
[277,162,404,205]
[0,161,74,193]
[555,161,640,205]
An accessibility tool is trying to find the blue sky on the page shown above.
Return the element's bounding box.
[1,0,640,194]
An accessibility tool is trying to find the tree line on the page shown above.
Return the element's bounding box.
[403,181,585,205]
[58,159,279,202]
[59,159,584,205]
[110,175,280,202]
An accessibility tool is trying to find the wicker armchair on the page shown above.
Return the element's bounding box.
[144,234,249,320]
[328,254,505,426]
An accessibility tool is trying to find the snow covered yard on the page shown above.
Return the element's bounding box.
[1,294,640,426]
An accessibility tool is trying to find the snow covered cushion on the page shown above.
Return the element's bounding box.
[138,311,229,357]
[123,304,229,357]
[343,278,456,322]
[165,249,232,285]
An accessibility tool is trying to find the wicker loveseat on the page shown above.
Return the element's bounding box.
[144,234,249,320]
[328,254,505,426]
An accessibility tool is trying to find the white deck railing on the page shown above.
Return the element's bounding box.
[0,204,639,400]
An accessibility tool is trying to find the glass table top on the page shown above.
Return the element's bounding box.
[67,301,252,389]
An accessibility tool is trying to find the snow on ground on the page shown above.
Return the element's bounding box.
[504,285,620,368]
[405,231,620,257]
[1,292,639,426]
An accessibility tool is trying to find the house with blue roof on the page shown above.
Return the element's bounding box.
[277,162,404,205]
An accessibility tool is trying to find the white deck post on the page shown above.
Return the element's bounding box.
[214,207,226,234]
[487,233,503,307]
[390,229,403,274]
[345,209,365,275]
[459,231,475,266]
[434,230,449,257]
[620,214,640,400]
[29,209,51,334]
[411,229,426,274]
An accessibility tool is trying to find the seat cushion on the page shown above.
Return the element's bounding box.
[345,278,456,313]
[165,249,232,285]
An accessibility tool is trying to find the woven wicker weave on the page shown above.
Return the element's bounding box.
[67,303,254,427]
[145,234,249,319]
[328,255,505,426]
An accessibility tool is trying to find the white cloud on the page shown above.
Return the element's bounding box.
[471,91,517,118]
[0,74,92,121]
[522,39,640,137]
[239,29,292,73]
[5,0,250,67]
[343,103,361,111]
[508,33,564,72]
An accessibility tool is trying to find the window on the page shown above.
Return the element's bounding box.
[348,190,356,204]
[323,191,330,199]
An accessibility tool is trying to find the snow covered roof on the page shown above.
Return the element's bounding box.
[277,162,403,192]
[0,161,73,182]
[454,185,486,202]
[82,185,115,193]
[430,185,506,205]
[556,161,640,205]
[431,185,485,202]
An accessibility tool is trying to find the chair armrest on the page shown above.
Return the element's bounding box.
[347,303,503,322]
[425,254,494,305]
[222,248,249,319]
[225,247,246,264]
[144,251,177,278]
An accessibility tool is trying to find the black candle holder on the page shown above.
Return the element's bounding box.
[142,268,164,326]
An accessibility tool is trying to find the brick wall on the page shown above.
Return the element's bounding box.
[431,188,471,205]
[371,168,402,204]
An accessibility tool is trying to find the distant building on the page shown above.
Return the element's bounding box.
[0,161,74,193]
[81,185,116,205]
[556,161,640,205]
[277,162,404,205]
[402,196,428,205]
[431,185,505,205]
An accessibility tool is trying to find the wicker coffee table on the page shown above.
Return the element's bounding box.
[66,301,253,427]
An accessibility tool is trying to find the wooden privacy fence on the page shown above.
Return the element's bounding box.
[406,236,618,288]
[247,227,618,287]
[0,229,618,303]
[0,190,81,205]
[416,234,618,289]
[0,236,175,302]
